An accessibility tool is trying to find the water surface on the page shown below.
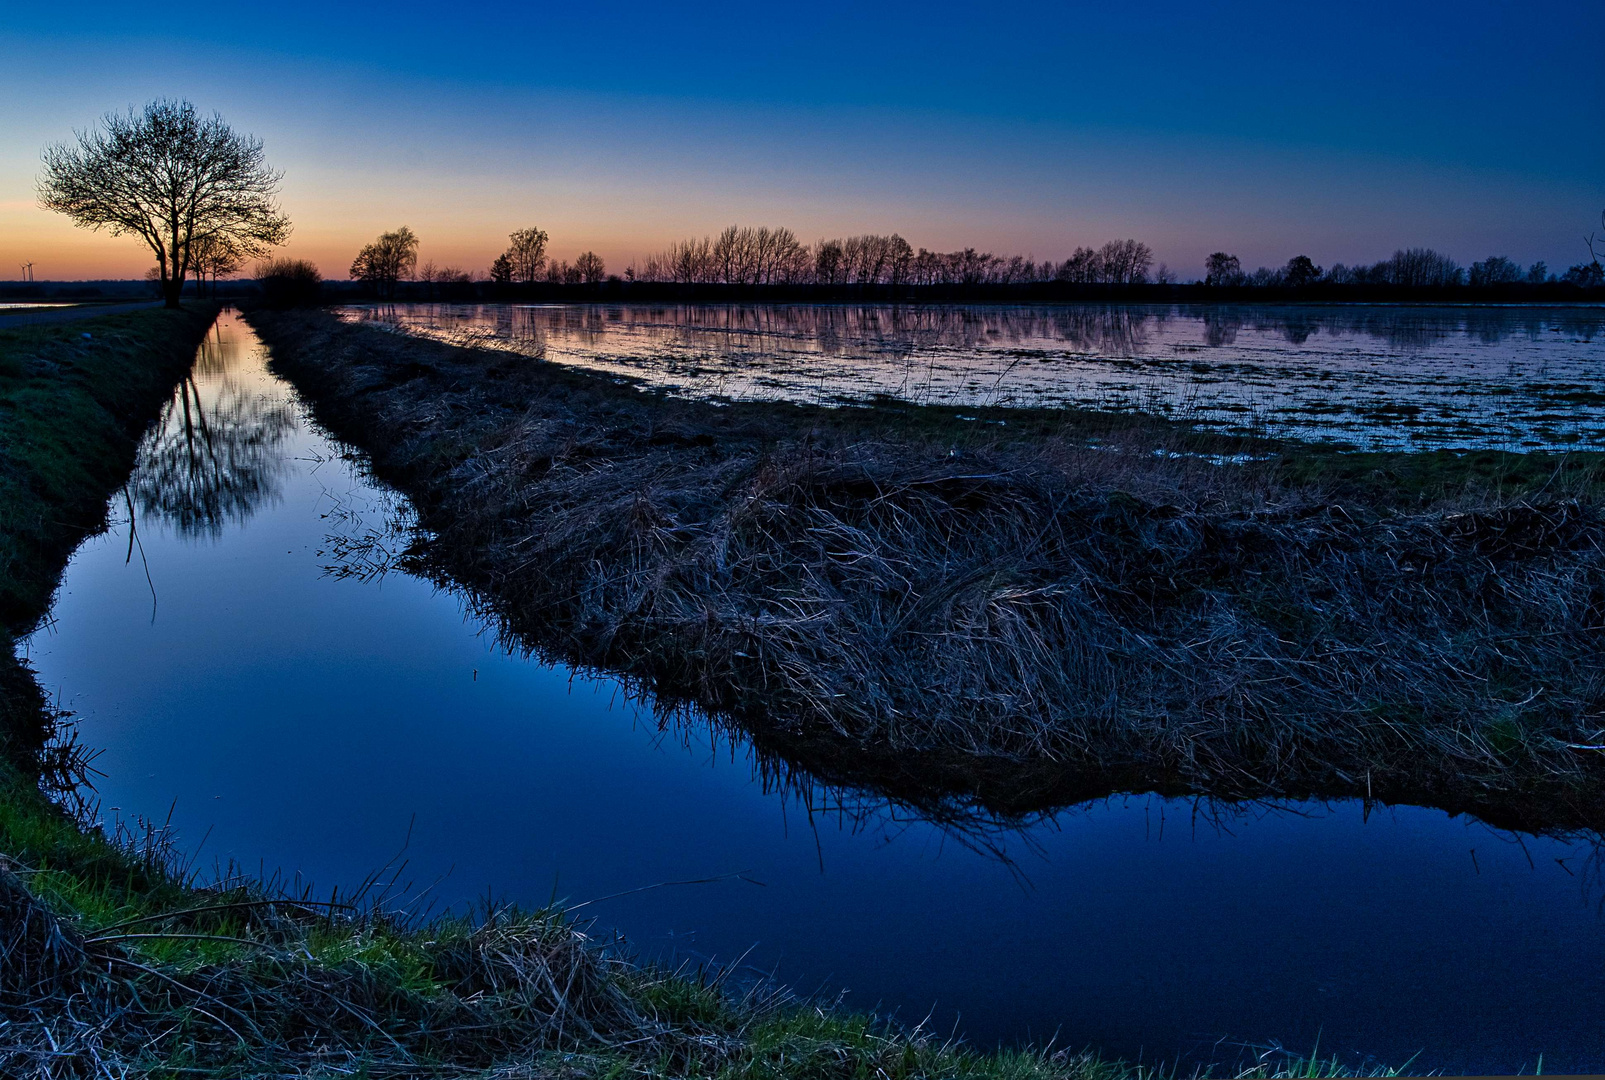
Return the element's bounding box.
[342,302,1605,451]
[24,312,1605,1074]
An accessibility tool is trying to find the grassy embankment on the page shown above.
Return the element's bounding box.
[248,307,1605,837]
[0,309,1404,1078]
[0,305,217,767]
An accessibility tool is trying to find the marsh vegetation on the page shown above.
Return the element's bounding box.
[13,309,1601,1077]
[14,308,1554,1078]
[251,306,1605,835]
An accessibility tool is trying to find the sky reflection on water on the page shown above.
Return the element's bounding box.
[21,312,1605,1074]
[343,302,1605,451]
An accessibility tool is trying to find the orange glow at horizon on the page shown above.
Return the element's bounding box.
[0,206,685,283]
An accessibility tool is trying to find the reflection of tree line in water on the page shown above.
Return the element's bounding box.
[125,336,298,538]
[358,303,1605,362]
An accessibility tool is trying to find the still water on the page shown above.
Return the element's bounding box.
[24,312,1605,1073]
[343,302,1605,451]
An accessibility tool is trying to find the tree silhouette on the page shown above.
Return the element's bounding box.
[1283,255,1323,287]
[574,251,606,284]
[1204,253,1242,286]
[39,99,290,308]
[350,227,418,300]
[505,227,549,284]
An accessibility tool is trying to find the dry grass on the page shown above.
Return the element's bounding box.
[249,308,1605,835]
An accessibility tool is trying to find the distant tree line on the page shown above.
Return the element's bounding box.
[1203,245,1602,289]
[334,216,1605,300]
[626,229,1161,287]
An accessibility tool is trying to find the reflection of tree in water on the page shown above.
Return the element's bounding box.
[1202,308,1243,347]
[127,375,298,537]
[354,302,1605,360]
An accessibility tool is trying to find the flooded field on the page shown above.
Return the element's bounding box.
[340,302,1605,451]
[21,310,1605,1074]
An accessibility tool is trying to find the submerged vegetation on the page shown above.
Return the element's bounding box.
[249,307,1605,835]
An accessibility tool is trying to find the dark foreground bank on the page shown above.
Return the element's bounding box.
[246,307,1605,836]
[0,310,1423,1076]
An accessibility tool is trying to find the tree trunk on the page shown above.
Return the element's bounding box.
[163,272,184,309]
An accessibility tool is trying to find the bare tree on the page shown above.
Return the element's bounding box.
[670,236,714,283]
[505,226,549,284]
[1097,239,1153,284]
[1385,248,1461,287]
[350,227,418,299]
[191,233,245,297]
[39,99,290,308]
[545,259,583,285]
[1584,210,1605,270]
[1468,256,1523,286]
[713,226,755,284]
[574,251,606,283]
[1055,247,1103,284]
[814,239,845,285]
[1203,252,1242,286]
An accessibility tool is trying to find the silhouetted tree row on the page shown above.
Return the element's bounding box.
[625,229,1162,287]
[336,213,1605,300]
[1204,245,1602,289]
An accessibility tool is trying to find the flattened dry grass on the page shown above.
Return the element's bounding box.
[249,307,1605,833]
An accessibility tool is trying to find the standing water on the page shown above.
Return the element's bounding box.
[24,312,1605,1073]
[344,302,1605,451]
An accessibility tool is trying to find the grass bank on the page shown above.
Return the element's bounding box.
[247,307,1605,836]
[0,304,219,767]
[0,308,1407,1078]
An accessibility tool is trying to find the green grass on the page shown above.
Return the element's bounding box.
[0,304,217,635]
[1272,445,1604,503]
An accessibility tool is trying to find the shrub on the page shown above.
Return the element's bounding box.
[255,258,323,308]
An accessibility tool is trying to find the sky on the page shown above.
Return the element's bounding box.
[1,1,1600,281]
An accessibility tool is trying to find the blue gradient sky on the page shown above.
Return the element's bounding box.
[2,1,1600,280]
